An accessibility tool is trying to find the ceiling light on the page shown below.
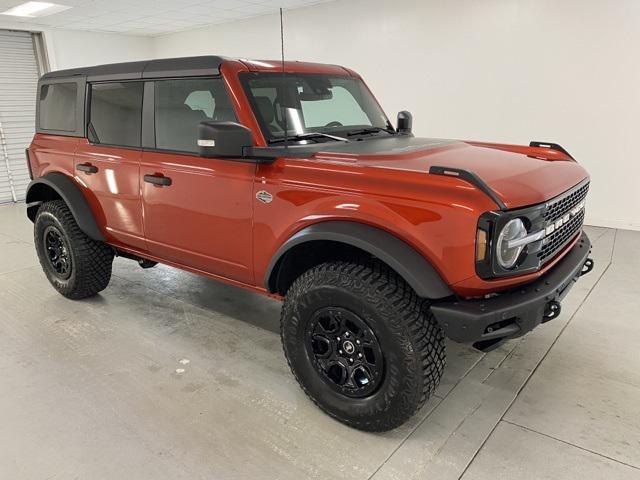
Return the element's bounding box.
[0,2,71,18]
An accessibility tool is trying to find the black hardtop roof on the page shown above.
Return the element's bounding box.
[40,55,227,82]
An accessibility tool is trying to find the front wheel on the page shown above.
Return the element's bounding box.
[281,260,445,431]
[34,200,114,299]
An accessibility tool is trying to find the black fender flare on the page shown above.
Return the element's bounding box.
[26,172,105,241]
[265,221,453,299]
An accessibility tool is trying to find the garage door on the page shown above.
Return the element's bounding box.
[0,30,40,203]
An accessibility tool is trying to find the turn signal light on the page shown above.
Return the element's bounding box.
[476,228,487,262]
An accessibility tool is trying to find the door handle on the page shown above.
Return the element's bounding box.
[144,174,172,187]
[76,163,98,174]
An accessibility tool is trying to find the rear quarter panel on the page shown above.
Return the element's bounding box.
[29,133,78,178]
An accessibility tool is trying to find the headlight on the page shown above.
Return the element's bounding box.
[496,218,527,269]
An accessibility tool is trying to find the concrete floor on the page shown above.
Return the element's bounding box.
[0,202,638,480]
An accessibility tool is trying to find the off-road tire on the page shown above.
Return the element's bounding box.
[281,260,445,431]
[34,200,114,299]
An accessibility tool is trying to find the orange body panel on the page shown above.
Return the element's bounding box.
[140,150,256,285]
[75,140,146,251]
[27,59,590,299]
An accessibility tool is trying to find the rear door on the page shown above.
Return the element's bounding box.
[74,81,146,250]
[140,77,255,284]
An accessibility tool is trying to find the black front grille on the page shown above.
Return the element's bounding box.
[477,179,590,279]
[538,209,585,263]
[543,182,589,223]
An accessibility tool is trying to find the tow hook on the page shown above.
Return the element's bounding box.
[581,258,594,276]
[543,300,561,322]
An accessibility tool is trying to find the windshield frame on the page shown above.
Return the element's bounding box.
[239,72,395,145]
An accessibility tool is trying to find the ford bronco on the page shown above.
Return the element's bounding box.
[26,56,593,431]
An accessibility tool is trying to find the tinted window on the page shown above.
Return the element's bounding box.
[39,83,77,131]
[300,86,370,128]
[155,78,236,153]
[240,73,391,144]
[89,82,143,147]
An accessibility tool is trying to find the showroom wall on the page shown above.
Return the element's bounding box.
[44,29,153,70]
[0,19,153,71]
[1,0,637,229]
[153,0,640,231]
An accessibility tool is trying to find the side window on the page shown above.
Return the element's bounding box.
[89,82,143,147]
[39,82,77,131]
[184,90,214,117]
[249,86,280,133]
[154,78,236,153]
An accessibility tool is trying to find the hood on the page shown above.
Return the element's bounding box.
[302,136,588,209]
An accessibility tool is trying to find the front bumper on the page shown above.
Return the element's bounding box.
[431,232,593,351]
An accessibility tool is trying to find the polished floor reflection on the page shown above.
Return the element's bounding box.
[0,202,638,480]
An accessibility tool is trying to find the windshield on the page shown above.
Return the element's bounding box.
[240,72,394,144]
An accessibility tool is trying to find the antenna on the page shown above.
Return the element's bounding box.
[280,7,288,149]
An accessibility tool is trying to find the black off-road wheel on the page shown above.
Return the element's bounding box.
[281,260,445,431]
[34,200,114,299]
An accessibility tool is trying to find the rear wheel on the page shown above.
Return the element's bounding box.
[281,260,445,431]
[34,200,114,299]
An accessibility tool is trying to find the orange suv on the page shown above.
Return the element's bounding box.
[26,56,593,431]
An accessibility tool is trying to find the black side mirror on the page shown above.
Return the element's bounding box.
[397,111,413,134]
[198,121,253,158]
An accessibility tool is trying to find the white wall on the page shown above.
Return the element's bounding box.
[154,0,640,231]
[0,19,153,70]
[43,29,153,70]
[3,1,636,229]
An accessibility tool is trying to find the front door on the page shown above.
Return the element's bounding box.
[140,77,255,284]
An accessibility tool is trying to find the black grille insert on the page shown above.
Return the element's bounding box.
[544,182,589,223]
[538,209,585,263]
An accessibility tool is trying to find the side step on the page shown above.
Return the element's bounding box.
[116,250,158,269]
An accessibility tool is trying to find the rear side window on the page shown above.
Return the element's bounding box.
[89,82,143,147]
[154,78,235,153]
[39,83,77,131]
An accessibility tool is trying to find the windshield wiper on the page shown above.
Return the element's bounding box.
[269,132,349,144]
[346,127,395,137]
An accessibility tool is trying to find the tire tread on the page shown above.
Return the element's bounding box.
[281,259,445,431]
[35,200,113,299]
